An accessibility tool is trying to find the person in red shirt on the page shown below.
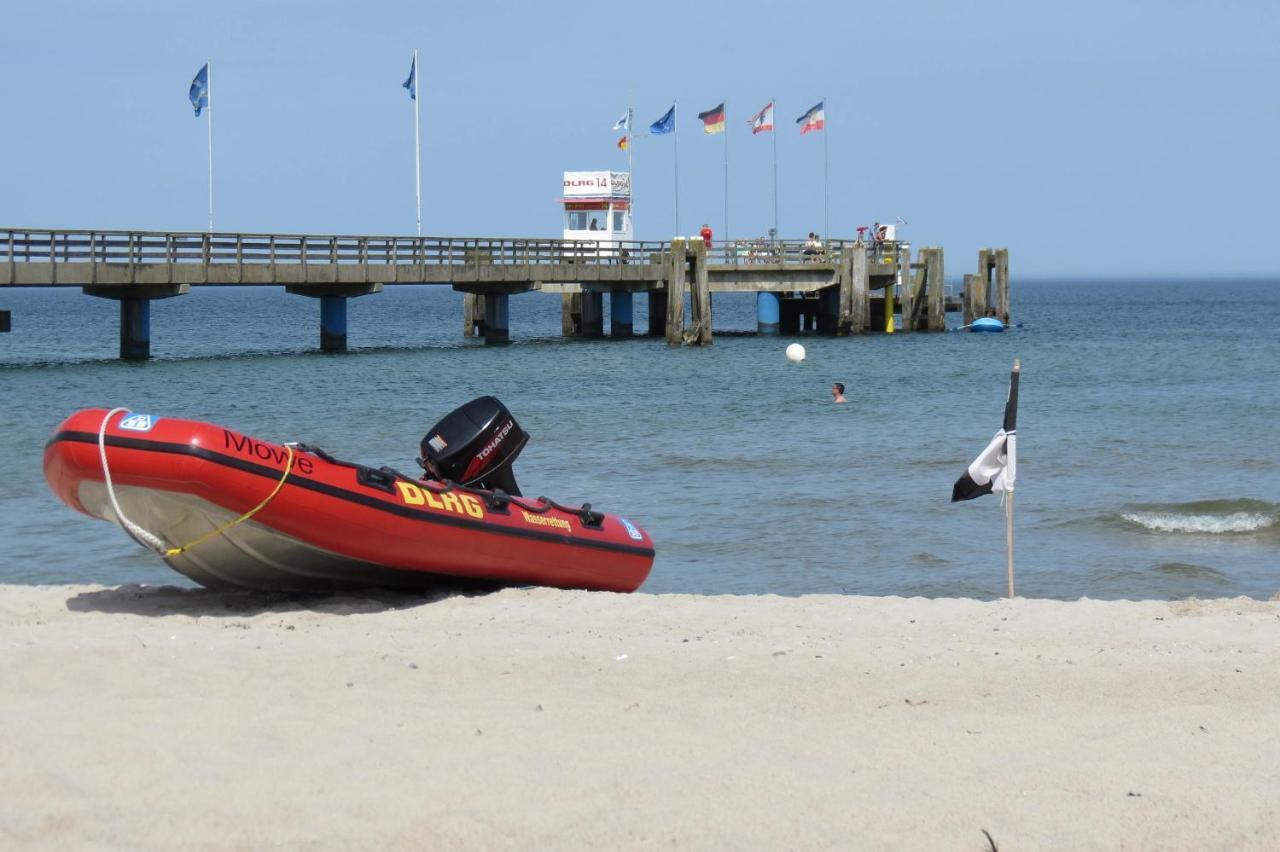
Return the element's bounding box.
[699,223,713,249]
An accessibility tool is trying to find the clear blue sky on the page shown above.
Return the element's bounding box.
[2,0,1276,274]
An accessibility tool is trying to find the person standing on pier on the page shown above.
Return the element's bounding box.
[699,223,713,249]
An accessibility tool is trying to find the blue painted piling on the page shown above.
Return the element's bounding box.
[610,292,633,337]
[757,292,780,335]
[320,295,347,352]
[119,298,151,360]
[483,292,510,344]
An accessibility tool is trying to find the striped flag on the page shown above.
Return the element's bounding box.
[748,102,774,134]
[952,363,1020,502]
[697,102,725,134]
[796,101,825,134]
[617,135,628,150]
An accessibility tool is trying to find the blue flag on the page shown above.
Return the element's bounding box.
[649,105,675,135]
[189,63,209,117]
[403,56,416,100]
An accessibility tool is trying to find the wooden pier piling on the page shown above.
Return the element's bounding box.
[966,248,1011,325]
[464,293,486,338]
[895,245,912,333]
[560,293,580,336]
[686,241,712,345]
[836,249,855,335]
[994,248,1011,323]
[664,238,687,346]
[848,245,870,334]
[916,247,946,331]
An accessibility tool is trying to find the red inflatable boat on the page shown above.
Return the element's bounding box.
[44,400,655,592]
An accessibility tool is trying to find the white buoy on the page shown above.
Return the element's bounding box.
[785,343,805,363]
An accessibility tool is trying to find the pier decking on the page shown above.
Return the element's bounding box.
[1,228,1009,358]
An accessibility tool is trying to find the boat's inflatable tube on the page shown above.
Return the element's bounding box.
[44,408,655,593]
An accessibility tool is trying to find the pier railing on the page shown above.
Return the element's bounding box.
[1,228,909,276]
[708,238,908,266]
[1,229,677,270]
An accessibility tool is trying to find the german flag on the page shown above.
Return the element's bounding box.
[697,102,725,135]
[617,135,628,150]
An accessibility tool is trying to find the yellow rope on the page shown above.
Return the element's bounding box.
[163,444,295,558]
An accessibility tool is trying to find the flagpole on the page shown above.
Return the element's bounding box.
[673,100,680,235]
[771,98,778,240]
[823,95,829,239]
[1006,357,1020,598]
[627,105,633,232]
[206,58,214,234]
[1006,491,1015,598]
[723,100,729,247]
[413,49,422,237]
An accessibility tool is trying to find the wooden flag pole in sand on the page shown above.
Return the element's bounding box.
[1006,490,1015,598]
[1006,358,1020,598]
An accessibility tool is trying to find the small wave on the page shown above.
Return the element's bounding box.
[1117,498,1278,535]
[1154,562,1231,582]
[1121,511,1274,534]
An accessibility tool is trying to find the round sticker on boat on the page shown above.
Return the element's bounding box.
[118,413,160,432]
[619,517,643,541]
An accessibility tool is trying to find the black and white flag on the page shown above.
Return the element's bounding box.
[951,362,1019,502]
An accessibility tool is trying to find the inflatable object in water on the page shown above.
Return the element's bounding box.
[969,317,1005,333]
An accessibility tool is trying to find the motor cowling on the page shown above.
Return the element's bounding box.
[419,396,527,496]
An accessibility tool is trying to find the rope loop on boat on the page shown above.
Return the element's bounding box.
[99,407,169,555]
[97,408,295,559]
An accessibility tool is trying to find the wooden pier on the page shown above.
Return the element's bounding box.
[1,228,1011,359]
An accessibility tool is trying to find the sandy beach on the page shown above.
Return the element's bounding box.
[2,584,1278,850]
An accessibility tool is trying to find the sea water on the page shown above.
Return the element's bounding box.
[1,278,1276,599]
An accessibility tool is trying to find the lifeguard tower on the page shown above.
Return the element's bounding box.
[560,170,634,335]
[562,171,632,247]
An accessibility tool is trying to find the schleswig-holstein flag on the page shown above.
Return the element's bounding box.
[795,101,825,134]
[951,362,1019,502]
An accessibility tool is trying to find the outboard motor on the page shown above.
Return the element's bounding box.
[419,396,528,497]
